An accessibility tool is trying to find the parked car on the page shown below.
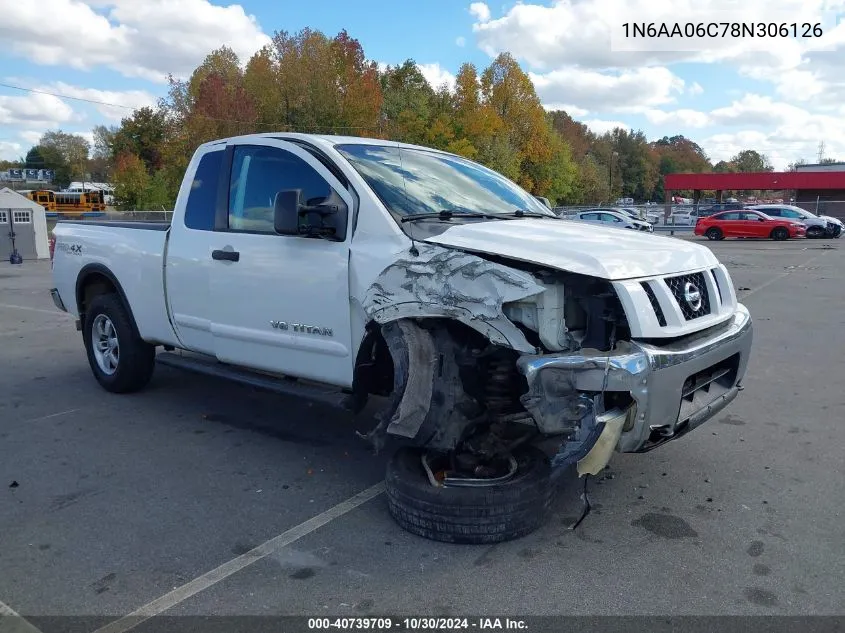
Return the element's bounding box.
[746,204,842,239]
[570,208,654,232]
[695,209,805,241]
[50,133,752,544]
[617,207,651,222]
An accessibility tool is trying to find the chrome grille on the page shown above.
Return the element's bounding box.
[664,272,711,320]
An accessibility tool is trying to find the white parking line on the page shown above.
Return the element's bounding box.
[0,303,74,318]
[92,481,386,633]
[738,249,833,300]
[0,598,44,633]
[22,409,80,424]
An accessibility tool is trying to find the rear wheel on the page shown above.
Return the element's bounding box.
[771,227,789,241]
[82,293,156,393]
[706,227,723,241]
[385,446,554,544]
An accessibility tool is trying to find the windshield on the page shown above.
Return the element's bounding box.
[334,143,554,218]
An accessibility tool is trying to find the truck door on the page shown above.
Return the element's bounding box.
[208,139,355,387]
[165,144,226,356]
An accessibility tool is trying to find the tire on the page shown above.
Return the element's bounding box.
[771,227,789,241]
[806,226,825,239]
[82,293,155,393]
[385,446,554,544]
[705,227,723,241]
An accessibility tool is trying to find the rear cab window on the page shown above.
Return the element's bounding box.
[184,149,224,231]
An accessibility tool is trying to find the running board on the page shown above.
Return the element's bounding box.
[155,351,351,409]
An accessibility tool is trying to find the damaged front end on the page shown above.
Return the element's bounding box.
[356,243,752,480]
[516,304,752,468]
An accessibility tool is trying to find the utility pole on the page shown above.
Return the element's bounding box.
[609,151,618,195]
[817,141,825,163]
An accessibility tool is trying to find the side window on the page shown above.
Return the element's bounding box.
[719,212,739,221]
[581,213,598,221]
[184,150,223,231]
[228,145,334,233]
[783,209,800,218]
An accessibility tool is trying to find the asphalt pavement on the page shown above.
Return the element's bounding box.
[1,237,843,631]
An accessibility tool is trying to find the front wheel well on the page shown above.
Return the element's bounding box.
[352,318,492,405]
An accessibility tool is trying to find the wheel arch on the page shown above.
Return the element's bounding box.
[75,263,141,338]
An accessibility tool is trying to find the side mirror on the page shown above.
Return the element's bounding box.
[274,189,348,241]
[758,217,766,221]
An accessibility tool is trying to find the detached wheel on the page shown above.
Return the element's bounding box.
[705,227,723,241]
[385,446,554,544]
[771,227,789,241]
[82,293,155,393]
[806,226,825,239]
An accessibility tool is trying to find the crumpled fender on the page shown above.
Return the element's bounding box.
[362,243,544,354]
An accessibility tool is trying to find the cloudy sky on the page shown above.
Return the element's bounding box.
[1,0,844,168]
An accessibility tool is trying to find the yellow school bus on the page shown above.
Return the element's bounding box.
[23,190,57,211]
[53,191,107,214]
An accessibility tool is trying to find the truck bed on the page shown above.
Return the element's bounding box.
[51,221,178,347]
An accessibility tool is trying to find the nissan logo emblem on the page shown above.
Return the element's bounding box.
[684,282,702,311]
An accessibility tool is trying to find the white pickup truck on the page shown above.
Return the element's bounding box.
[50,133,753,544]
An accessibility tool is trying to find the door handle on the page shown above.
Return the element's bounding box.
[212,249,240,262]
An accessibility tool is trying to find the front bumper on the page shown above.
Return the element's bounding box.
[516,303,753,454]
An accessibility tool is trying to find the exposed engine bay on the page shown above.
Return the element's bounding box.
[355,250,636,480]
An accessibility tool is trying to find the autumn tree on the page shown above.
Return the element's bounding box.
[110,107,167,173]
[262,29,381,134]
[380,60,436,144]
[478,53,576,199]
[598,128,659,201]
[731,149,773,172]
[24,146,46,169]
[113,153,150,210]
[35,130,91,186]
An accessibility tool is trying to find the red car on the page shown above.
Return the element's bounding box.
[695,209,806,241]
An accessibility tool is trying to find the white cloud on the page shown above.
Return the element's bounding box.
[0,0,271,83]
[18,130,44,146]
[456,36,466,47]
[0,92,76,127]
[543,103,590,117]
[688,82,704,96]
[43,82,158,120]
[469,2,491,23]
[471,0,839,70]
[708,94,808,127]
[417,63,457,91]
[583,119,631,135]
[0,141,24,162]
[529,66,685,112]
[643,108,711,128]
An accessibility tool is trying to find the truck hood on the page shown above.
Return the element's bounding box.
[423,218,719,280]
